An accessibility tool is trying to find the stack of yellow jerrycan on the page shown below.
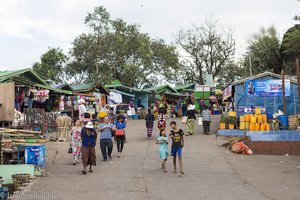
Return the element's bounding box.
[239,108,270,131]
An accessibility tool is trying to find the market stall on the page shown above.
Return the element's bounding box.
[217,72,300,156]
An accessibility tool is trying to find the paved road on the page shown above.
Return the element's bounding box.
[23,116,300,200]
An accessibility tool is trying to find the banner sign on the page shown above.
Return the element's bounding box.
[236,106,265,113]
[246,80,290,97]
[223,85,232,100]
[194,85,210,92]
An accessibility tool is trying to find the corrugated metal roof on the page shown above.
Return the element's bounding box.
[232,72,298,86]
[144,84,179,94]
[71,83,93,91]
[0,68,48,85]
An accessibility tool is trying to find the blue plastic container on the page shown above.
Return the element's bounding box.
[18,145,46,168]
[0,187,8,200]
[130,114,140,120]
[267,113,273,119]
[278,115,288,130]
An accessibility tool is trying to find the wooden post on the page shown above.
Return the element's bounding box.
[296,58,300,114]
[281,70,287,114]
[0,134,2,165]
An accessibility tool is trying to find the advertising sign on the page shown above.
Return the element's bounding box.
[246,79,290,97]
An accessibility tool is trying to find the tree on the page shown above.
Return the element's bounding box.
[67,6,179,88]
[176,18,235,85]
[33,47,68,83]
[280,25,300,75]
[243,26,282,75]
[215,60,245,86]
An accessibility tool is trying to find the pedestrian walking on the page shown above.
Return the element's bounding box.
[182,101,187,117]
[115,117,127,157]
[78,99,87,121]
[186,104,196,136]
[201,106,212,135]
[107,107,116,124]
[156,128,169,173]
[145,108,155,139]
[116,111,127,143]
[98,117,115,161]
[158,104,167,130]
[169,121,184,174]
[69,120,82,165]
[81,122,97,175]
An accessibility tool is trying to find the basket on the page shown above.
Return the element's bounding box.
[288,115,299,130]
[12,174,31,190]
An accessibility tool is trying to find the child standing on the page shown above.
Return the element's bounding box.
[156,129,169,172]
[169,121,184,174]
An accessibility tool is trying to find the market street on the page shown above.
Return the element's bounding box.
[24,117,300,200]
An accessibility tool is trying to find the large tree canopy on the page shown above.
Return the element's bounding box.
[176,18,235,85]
[67,6,179,88]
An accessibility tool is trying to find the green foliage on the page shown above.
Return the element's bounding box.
[32,47,67,83]
[281,24,300,74]
[67,6,179,87]
[228,116,237,125]
[243,26,282,75]
[220,114,228,123]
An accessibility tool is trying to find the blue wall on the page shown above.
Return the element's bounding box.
[134,93,149,108]
[234,76,299,116]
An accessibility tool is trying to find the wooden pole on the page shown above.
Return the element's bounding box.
[0,134,2,164]
[281,70,287,114]
[296,58,300,114]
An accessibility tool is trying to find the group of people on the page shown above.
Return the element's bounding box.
[69,99,212,175]
[156,121,185,174]
[69,107,128,175]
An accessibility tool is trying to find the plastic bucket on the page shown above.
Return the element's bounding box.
[0,187,8,200]
[267,113,273,119]
[278,115,288,130]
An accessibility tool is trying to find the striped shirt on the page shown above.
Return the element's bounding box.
[201,110,211,122]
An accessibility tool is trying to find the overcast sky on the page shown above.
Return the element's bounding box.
[0,0,299,71]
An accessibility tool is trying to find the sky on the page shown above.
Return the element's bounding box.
[0,0,299,71]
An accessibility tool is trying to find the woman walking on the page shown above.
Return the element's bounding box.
[70,120,82,165]
[186,104,196,136]
[145,108,155,139]
[157,104,167,130]
[81,122,97,174]
[116,117,126,157]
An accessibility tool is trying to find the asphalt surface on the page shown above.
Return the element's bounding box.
[20,116,300,200]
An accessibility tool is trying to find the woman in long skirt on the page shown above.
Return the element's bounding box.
[70,120,82,165]
[145,108,155,139]
[81,122,97,174]
[186,104,196,136]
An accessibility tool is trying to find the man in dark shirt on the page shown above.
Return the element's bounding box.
[169,121,184,174]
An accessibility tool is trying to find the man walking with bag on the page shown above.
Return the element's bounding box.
[201,106,211,135]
